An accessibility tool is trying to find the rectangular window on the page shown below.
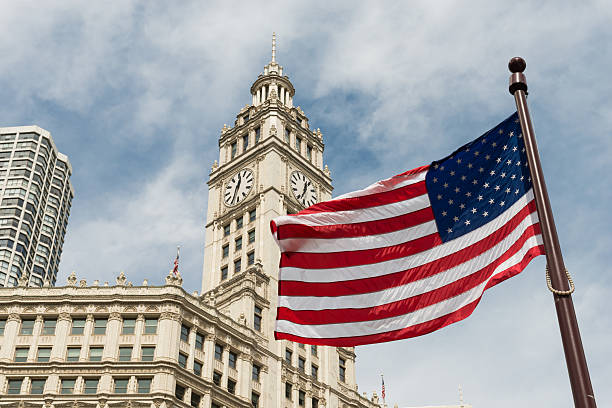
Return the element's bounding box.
[114,378,129,394]
[285,382,292,399]
[299,390,306,406]
[231,142,237,159]
[61,378,76,394]
[229,351,237,369]
[31,378,45,394]
[141,346,155,361]
[227,378,236,394]
[93,318,107,335]
[213,371,222,386]
[285,348,292,365]
[89,346,103,361]
[180,324,190,342]
[234,258,241,273]
[137,378,151,393]
[7,378,22,394]
[298,357,305,373]
[248,229,255,243]
[252,363,261,381]
[243,134,249,151]
[0,319,5,335]
[191,392,202,407]
[307,145,313,161]
[223,224,230,236]
[144,318,158,334]
[252,392,260,408]
[295,136,302,152]
[339,357,346,382]
[71,318,85,334]
[255,127,261,142]
[122,318,136,334]
[222,244,229,258]
[84,378,99,394]
[249,209,256,222]
[235,236,242,251]
[298,343,305,349]
[178,352,188,368]
[254,305,262,332]
[42,318,56,335]
[285,128,290,143]
[118,346,132,361]
[215,343,223,361]
[176,383,186,399]
[37,347,51,362]
[221,266,228,280]
[248,251,255,265]
[194,360,203,376]
[236,216,243,229]
[311,364,318,380]
[15,347,28,362]
[311,345,317,356]
[312,397,319,408]
[67,347,80,362]
[195,332,204,350]
[20,319,35,335]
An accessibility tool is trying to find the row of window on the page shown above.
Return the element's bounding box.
[5,376,151,395]
[284,127,314,161]
[220,251,256,280]
[285,382,320,407]
[13,344,156,362]
[0,316,158,336]
[230,127,261,159]
[223,210,256,236]
[285,348,319,380]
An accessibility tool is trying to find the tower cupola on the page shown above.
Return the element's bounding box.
[250,33,295,107]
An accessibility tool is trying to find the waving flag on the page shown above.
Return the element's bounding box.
[172,246,180,276]
[270,112,545,346]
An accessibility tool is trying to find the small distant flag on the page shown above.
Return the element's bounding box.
[172,246,180,276]
[381,374,386,402]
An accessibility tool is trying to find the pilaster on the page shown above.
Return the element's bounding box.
[0,314,20,361]
[50,312,71,361]
[102,312,122,361]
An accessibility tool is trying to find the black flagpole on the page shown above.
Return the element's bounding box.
[508,57,596,407]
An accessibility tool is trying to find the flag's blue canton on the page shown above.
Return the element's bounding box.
[426,112,533,243]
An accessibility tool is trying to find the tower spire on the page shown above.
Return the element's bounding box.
[271,32,276,63]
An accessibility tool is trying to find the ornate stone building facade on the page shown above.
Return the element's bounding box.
[0,38,383,408]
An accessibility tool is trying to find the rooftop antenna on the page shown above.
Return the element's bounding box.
[271,32,276,63]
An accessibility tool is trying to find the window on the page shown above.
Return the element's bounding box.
[93,318,107,334]
[222,244,229,258]
[119,346,132,361]
[137,378,151,393]
[298,343,305,349]
[252,392,260,407]
[255,127,261,142]
[235,236,242,251]
[231,142,237,159]
[248,229,255,243]
[236,216,243,229]
[234,258,241,273]
[122,318,136,334]
[42,318,56,335]
[339,357,346,382]
[243,134,249,151]
[285,382,292,399]
[312,397,319,408]
[180,324,190,342]
[191,392,202,407]
[252,363,261,381]
[195,332,204,350]
[248,251,255,266]
[212,403,221,408]
[229,351,237,369]
[144,317,158,334]
[31,378,45,394]
[71,318,85,334]
[61,378,75,394]
[176,383,186,400]
[213,371,222,386]
[249,209,256,222]
[227,378,236,394]
[285,348,292,365]
[215,343,223,361]
[114,378,129,394]
[311,345,317,356]
[20,319,34,335]
[37,347,51,362]
[178,352,188,368]
[223,224,230,236]
[311,364,318,380]
[285,127,290,143]
[14,347,28,362]
[298,357,305,373]
[307,145,313,161]
[299,390,306,406]
[295,136,302,152]
[84,378,99,394]
[0,319,5,335]
[221,266,228,280]
[7,378,22,394]
[194,360,203,376]
[141,346,155,361]
[254,305,262,331]
[89,346,103,361]
[67,347,80,362]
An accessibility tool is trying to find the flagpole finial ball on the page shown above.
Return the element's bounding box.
[508,57,526,73]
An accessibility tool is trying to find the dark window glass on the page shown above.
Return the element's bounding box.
[37,347,51,362]
[284,128,290,143]
[20,319,35,335]
[248,251,255,266]
[311,345,317,356]
[89,346,103,361]
[214,344,223,361]
[176,383,186,399]
[229,351,237,369]
[221,266,228,280]
[178,352,188,368]
[31,378,45,394]
[252,364,261,381]
[243,134,249,151]
[213,371,222,386]
[235,236,242,251]
[231,142,237,159]
[299,390,305,406]
[195,332,204,350]
[8,379,22,394]
[255,127,261,142]
[61,378,75,394]
[84,378,99,394]
[234,258,241,273]
[141,346,155,361]
[285,382,292,399]
[285,349,292,365]
[236,217,243,229]
[114,378,128,394]
[67,347,80,362]
[118,346,132,361]
[223,224,230,236]
[339,357,346,382]
[137,378,151,393]
[194,360,203,376]
[191,392,202,407]
[312,397,319,408]
[122,318,136,334]
[252,392,260,408]
[227,379,236,394]
[311,364,318,379]
[248,229,255,243]
[249,209,256,222]
[298,357,305,373]
[254,305,262,331]
[71,318,85,334]
[222,244,229,258]
[15,347,28,362]
[144,318,158,334]
[180,324,190,342]
[93,318,107,335]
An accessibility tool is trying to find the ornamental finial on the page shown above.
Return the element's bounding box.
[271,32,276,63]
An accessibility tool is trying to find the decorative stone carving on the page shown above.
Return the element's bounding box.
[324,165,331,177]
[212,160,219,172]
[58,312,71,322]
[67,271,77,286]
[92,280,99,286]
[18,272,28,287]
[79,279,87,287]
[269,124,277,137]
[165,270,183,287]
[116,271,127,286]
[142,279,148,286]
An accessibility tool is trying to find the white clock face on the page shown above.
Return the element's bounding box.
[224,169,254,206]
[291,171,317,207]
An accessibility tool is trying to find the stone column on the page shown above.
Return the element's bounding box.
[27,315,44,361]
[187,324,196,372]
[79,314,95,360]
[156,311,181,362]
[222,346,230,388]
[252,93,256,106]
[99,371,113,393]
[102,312,122,361]
[50,312,71,361]
[131,315,145,360]
[238,354,251,398]
[0,314,20,361]
[202,392,211,408]
[43,373,59,394]
[203,335,215,380]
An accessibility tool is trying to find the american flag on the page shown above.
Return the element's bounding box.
[270,113,545,346]
[381,375,386,401]
[172,246,180,276]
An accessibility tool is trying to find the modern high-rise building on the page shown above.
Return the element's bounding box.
[0,126,73,287]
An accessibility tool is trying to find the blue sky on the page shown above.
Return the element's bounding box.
[1,1,611,406]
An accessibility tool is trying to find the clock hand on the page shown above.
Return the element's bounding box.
[301,183,308,200]
[233,174,242,204]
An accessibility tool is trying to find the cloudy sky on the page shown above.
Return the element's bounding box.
[1,1,611,406]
